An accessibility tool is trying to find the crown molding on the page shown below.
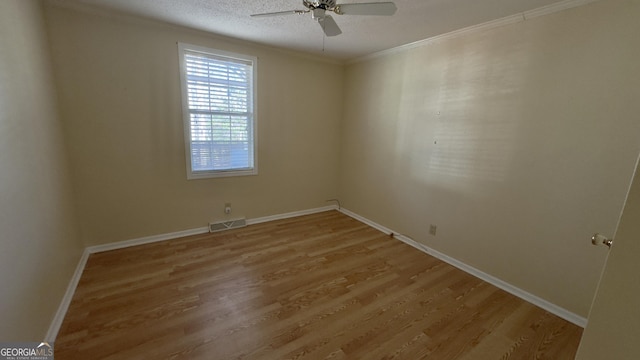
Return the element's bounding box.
[349,0,601,65]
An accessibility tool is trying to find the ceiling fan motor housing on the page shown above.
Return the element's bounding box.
[308,0,337,19]
[305,0,338,10]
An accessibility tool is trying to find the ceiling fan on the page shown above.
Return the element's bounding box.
[251,0,397,37]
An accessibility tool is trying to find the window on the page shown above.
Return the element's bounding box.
[178,43,257,179]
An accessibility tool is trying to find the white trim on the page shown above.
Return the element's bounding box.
[45,205,338,340]
[178,42,258,180]
[45,248,91,341]
[349,0,600,64]
[90,205,338,253]
[338,208,395,235]
[246,205,338,225]
[338,208,588,328]
[87,227,210,254]
[48,204,587,343]
[523,0,599,19]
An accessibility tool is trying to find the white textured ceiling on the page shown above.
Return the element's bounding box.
[48,0,574,60]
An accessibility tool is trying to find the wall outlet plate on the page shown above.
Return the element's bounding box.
[429,225,437,236]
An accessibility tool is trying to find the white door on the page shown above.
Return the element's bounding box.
[576,156,640,359]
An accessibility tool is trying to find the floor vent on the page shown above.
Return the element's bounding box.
[209,218,247,233]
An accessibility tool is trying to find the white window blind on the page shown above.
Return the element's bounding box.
[179,44,257,179]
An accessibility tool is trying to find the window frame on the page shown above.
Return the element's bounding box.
[178,42,258,179]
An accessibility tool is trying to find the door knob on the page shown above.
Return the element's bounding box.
[592,233,613,248]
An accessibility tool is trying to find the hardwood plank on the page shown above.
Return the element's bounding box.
[55,211,582,359]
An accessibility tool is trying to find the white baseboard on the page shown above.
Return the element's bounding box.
[86,227,210,254]
[45,248,91,341]
[338,208,588,328]
[46,205,339,340]
[246,205,337,225]
[49,203,585,343]
[86,205,340,254]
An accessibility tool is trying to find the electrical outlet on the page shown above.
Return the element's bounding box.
[224,203,232,214]
[429,224,437,236]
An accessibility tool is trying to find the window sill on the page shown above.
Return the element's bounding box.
[187,168,258,180]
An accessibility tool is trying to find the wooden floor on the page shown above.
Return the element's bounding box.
[55,211,582,359]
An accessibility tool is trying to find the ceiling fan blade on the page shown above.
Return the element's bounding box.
[251,10,307,18]
[335,2,397,16]
[319,15,342,37]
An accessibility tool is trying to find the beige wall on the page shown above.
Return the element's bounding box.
[43,4,344,246]
[339,0,640,317]
[9,0,634,340]
[0,0,82,340]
